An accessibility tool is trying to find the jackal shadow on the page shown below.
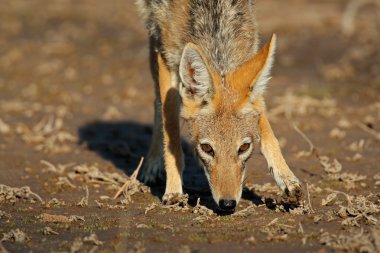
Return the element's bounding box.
[78,120,264,212]
[78,121,208,194]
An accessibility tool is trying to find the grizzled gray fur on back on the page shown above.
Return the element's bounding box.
[136,0,259,75]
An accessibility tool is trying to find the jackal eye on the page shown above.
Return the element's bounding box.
[238,143,251,155]
[200,143,214,156]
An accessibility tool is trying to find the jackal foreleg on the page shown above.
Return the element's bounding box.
[259,112,302,200]
[157,53,185,203]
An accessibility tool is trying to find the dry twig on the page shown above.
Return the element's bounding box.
[266,218,279,227]
[306,183,315,214]
[113,157,144,199]
[77,186,89,207]
[293,123,319,157]
[356,122,380,141]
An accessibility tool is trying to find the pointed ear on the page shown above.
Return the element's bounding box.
[228,34,277,102]
[179,43,214,102]
[251,34,276,100]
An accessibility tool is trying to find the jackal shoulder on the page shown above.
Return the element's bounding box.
[136,0,259,74]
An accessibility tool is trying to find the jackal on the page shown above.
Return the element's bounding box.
[136,0,302,211]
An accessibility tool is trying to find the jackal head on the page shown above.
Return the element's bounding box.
[178,35,277,211]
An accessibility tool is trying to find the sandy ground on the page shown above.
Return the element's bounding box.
[0,0,380,252]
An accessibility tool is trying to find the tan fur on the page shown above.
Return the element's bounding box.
[137,0,259,73]
[226,35,276,111]
[182,36,275,117]
[160,0,190,55]
[157,54,184,197]
[180,43,222,119]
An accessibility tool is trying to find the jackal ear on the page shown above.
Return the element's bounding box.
[229,34,276,102]
[179,43,214,101]
[248,34,276,101]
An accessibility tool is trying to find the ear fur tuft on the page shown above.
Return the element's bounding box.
[250,34,277,101]
[179,43,213,100]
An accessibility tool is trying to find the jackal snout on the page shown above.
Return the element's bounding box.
[206,160,248,210]
[219,199,237,211]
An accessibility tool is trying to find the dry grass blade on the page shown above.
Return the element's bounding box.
[144,202,158,215]
[298,222,305,234]
[266,218,279,227]
[327,189,353,205]
[41,160,59,172]
[83,233,103,246]
[77,186,89,207]
[306,183,315,213]
[113,157,144,199]
[356,122,380,141]
[42,227,59,235]
[231,204,255,217]
[293,123,319,157]
[41,160,74,174]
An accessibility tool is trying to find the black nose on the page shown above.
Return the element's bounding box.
[219,199,236,211]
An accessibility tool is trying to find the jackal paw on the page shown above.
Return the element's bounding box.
[282,180,303,203]
[138,156,164,185]
[273,171,303,203]
[162,193,188,206]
